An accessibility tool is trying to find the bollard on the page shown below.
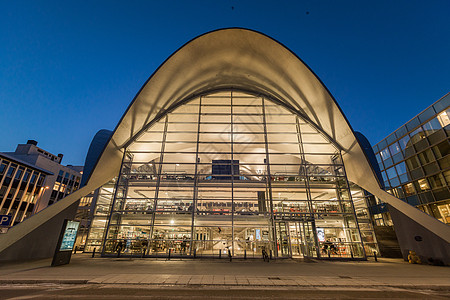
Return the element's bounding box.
[117,249,121,258]
[194,249,196,259]
[228,249,232,262]
[328,250,331,258]
[168,248,171,260]
[142,248,145,258]
[270,250,272,260]
[373,251,378,262]
[244,249,247,260]
[219,249,222,259]
[92,248,96,258]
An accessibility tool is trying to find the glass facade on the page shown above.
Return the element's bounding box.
[373,93,450,224]
[86,90,376,259]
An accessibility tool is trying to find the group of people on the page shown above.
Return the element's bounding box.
[321,240,338,255]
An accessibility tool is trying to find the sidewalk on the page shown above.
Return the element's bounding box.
[0,253,449,290]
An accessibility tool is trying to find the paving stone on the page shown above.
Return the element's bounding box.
[292,277,309,285]
[101,275,123,284]
[281,279,298,286]
[89,274,116,284]
[163,275,179,284]
[235,277,249,285]
[247,277,262,285]
[189,275,203,284]
[176,275,192,285]
[213,275,225,285]
[259,279,275,286]
[200,276,214,285]
[123,274,146,284]
[2,255,450,291]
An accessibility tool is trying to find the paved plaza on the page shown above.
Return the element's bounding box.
[0,254,449,299]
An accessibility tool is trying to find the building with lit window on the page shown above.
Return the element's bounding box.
[0,153,51,227]
[372,93,450,225]
[0,29,448,264]
[3,140,82,212]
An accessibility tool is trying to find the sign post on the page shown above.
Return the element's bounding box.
[51,219,80,267]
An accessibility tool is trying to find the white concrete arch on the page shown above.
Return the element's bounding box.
[86,29,449,247]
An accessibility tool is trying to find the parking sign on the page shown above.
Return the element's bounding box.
[0,215,12,226]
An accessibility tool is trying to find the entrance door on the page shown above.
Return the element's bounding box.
[288,222,302,257]
[301,221,318,258]
[275,222,290,257]
[276,220,319,258]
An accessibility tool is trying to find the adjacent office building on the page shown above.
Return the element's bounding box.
[372,93,450,225]
[0,153,51,226]
[0,140,83,226]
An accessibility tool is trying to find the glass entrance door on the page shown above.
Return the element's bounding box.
[301,221,318,258]
[276,220,318,258]
[276,222,290,257]
[288,222,302,257]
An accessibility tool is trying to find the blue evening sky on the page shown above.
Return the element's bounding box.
[1,1,449,165]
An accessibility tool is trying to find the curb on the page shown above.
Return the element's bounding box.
[0,279,89,284]
[0,280,449,291]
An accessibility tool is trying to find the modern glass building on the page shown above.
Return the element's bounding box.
[85,90,377,259]
[372,93,450,225]
[4,28,447,264]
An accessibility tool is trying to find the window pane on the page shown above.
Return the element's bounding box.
[418,149,435,165]
[417,179,431,191]
[380,148,390,160]
[432,141,450,159]
[386,167,397,180]
[428,174,445,189]
[376,153,382,164]
[403,183,416,196]
[437,109,450,127]
[422,118,441,136]
[398,135,411,150]
[410,127,426,144]
[389,142,401,156]
[395,162,407,175]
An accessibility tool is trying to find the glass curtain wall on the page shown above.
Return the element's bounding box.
[86,90,371,259]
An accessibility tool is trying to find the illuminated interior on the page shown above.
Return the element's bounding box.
[86,90,377,259]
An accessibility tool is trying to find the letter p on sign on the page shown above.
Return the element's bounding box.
[0,215,12,226]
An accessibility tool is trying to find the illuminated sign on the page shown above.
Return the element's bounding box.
[317,228,325,242]
[59,221,79,251]
[255,229,261,240]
